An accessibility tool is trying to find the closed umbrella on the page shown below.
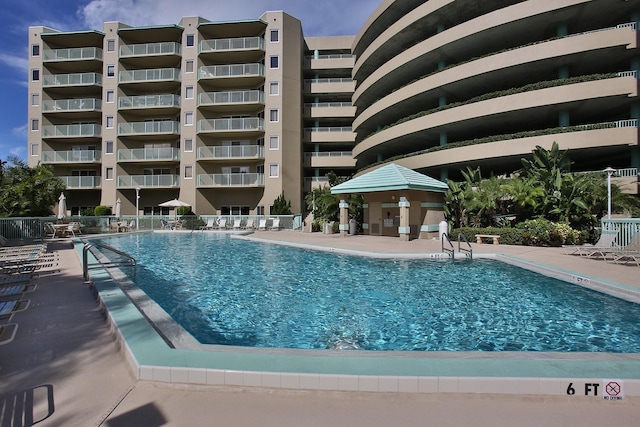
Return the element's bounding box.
[115,198,121,218]
[57,193,67,220]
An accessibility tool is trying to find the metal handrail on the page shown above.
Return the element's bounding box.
[441,233,454,259]
[457,233,473,259]
[83,241,136,280]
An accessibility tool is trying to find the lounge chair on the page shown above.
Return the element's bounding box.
[200,218,216,231]
[217,218,227,229]
[562,230,618,256]
[257,219,267,230]
[0,283,37,299]
[242,219,255,230]
[0,323,18,346]
[161,219,174,230]
[0,299,30,322]
[232,219,242,230]
[605,233,640,267]
[269,218,281,231]
[120,220,135,232]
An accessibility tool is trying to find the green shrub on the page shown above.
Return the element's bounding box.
[515,219,584,246]
[176,206,193,216]
[94,205,112,216]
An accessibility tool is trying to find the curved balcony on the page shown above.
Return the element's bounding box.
[42,124,101,139]
[118,94,180,111]
[117,148,180,162]
[42,98,101,114]
[118,121,180,137]
[117,175,179,189]
[197,118,264,137]
[60,176,101,189]
[197,145,264,161]
[197,173,264,188]
[42,150,101,164]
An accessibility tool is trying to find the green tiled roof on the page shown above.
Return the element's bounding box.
[331,163,448,194]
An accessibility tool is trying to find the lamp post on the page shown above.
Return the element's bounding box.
[603,167,616,219]
[135,187,140,230]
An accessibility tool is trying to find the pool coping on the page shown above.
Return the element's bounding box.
[77,236,640,398]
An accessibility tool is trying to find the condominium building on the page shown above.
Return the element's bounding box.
[27,1,639,218]
[27,12,357,217]
[352,0,639,191]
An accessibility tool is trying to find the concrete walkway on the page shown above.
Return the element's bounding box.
[1,234,639,426]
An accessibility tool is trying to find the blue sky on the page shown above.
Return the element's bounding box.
[0,0,380,161]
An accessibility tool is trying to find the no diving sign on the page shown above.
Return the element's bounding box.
[604,380,624,401]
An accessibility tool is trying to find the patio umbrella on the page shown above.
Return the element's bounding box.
[158,198,191,208]
[57,193,67,220]
[115,198,121,218]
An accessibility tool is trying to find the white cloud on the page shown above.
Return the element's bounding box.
[79,0,379,36]
[0,53,28,73]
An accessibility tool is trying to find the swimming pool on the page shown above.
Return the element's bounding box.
[97,233,640,353]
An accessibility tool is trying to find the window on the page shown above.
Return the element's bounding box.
[105,116,114,128]
[256,205,265,216]
[184,165,193,179]
[105,140,114,154]
[269,163,279,178]
[105,167,114,180]
[106,90,115,103]
[185,60,194,73]
[185,86,194,99]
[186,34,194,47]
[31,119,39,131]
[269,109,279,123]
[106,65,115,77]
[269,82,279,96]
[107,39,115,52]
[31,44,40,56]
[31,93,39,106]
[184,112,193,126]
[270,29,279,43]
[184,138,193,152]
[31,69,40,81]
[30,143,39,156]
[269,136,279,150]
[269,56,279,69]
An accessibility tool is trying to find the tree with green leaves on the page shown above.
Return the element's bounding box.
[0,157,65,217]
[271,191,292,215]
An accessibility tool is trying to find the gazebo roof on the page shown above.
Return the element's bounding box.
[331,163,448,194]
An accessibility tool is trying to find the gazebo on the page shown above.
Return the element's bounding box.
[331,163,448,241]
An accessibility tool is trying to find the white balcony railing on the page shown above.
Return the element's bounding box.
[304,126,353,133]
[117,147,180,162]
[117,175,179,188]
[43,73,102,87]
[198,90,264,106]
[197,118,264,133]
[199,37,265,53]
[42,124,101,138]
[60,176,101,189]
[119,42,181,57]
[118,121,180,136]
[119,68,180,83]
[304,151,353,158]
[197,145,264,160]
[118,94,180,109]
[42,150,101,163]
[197,173,264,187]
[198,63,265,79]
[43,47,102,61]
[42,98,101,113]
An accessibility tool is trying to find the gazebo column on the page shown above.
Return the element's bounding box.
[339,199,349,237]
[398,197,410,241]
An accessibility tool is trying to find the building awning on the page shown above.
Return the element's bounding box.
[331,163,448,194]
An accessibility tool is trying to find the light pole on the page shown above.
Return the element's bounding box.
[135,187,140,230]
[603,167,616,219]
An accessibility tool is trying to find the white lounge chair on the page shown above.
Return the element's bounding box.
[232,219,242,230]
[217,218,227,229]
[243,219,255,230]
[269,218,281,231]
[562,230,618,256]
[200,218,216,231]
[257,219,267,230]
[604,233,640,267]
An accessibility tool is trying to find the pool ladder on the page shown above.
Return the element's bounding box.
[441,233,473,260]
[82,241,136,281]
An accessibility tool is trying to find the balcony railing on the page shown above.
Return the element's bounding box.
[43,47,102,62]
[197,118,263,133]
[43,73,102,87]
[198,145,264,160]
[304,102,353,108]
[198,63,265,79]
[42,124,101,138]
[119,42,181,57]
[118,94,180,110]
[119,68,180,83]
[198,90,264,106]
[42,150,101,163]
[60,176,101,189]
[197,173,264,187]
[117,175,179,188]
[305,151,353,158]
[199,37,265,53]
[117,147,180,162]
[118,121,180,136]
[42,98,101,113]
[304,77,354,84]
[304,126,353,133]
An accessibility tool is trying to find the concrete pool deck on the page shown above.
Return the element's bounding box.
[1,233,639,425]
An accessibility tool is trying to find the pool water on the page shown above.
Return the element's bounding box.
[98,233,640,353]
